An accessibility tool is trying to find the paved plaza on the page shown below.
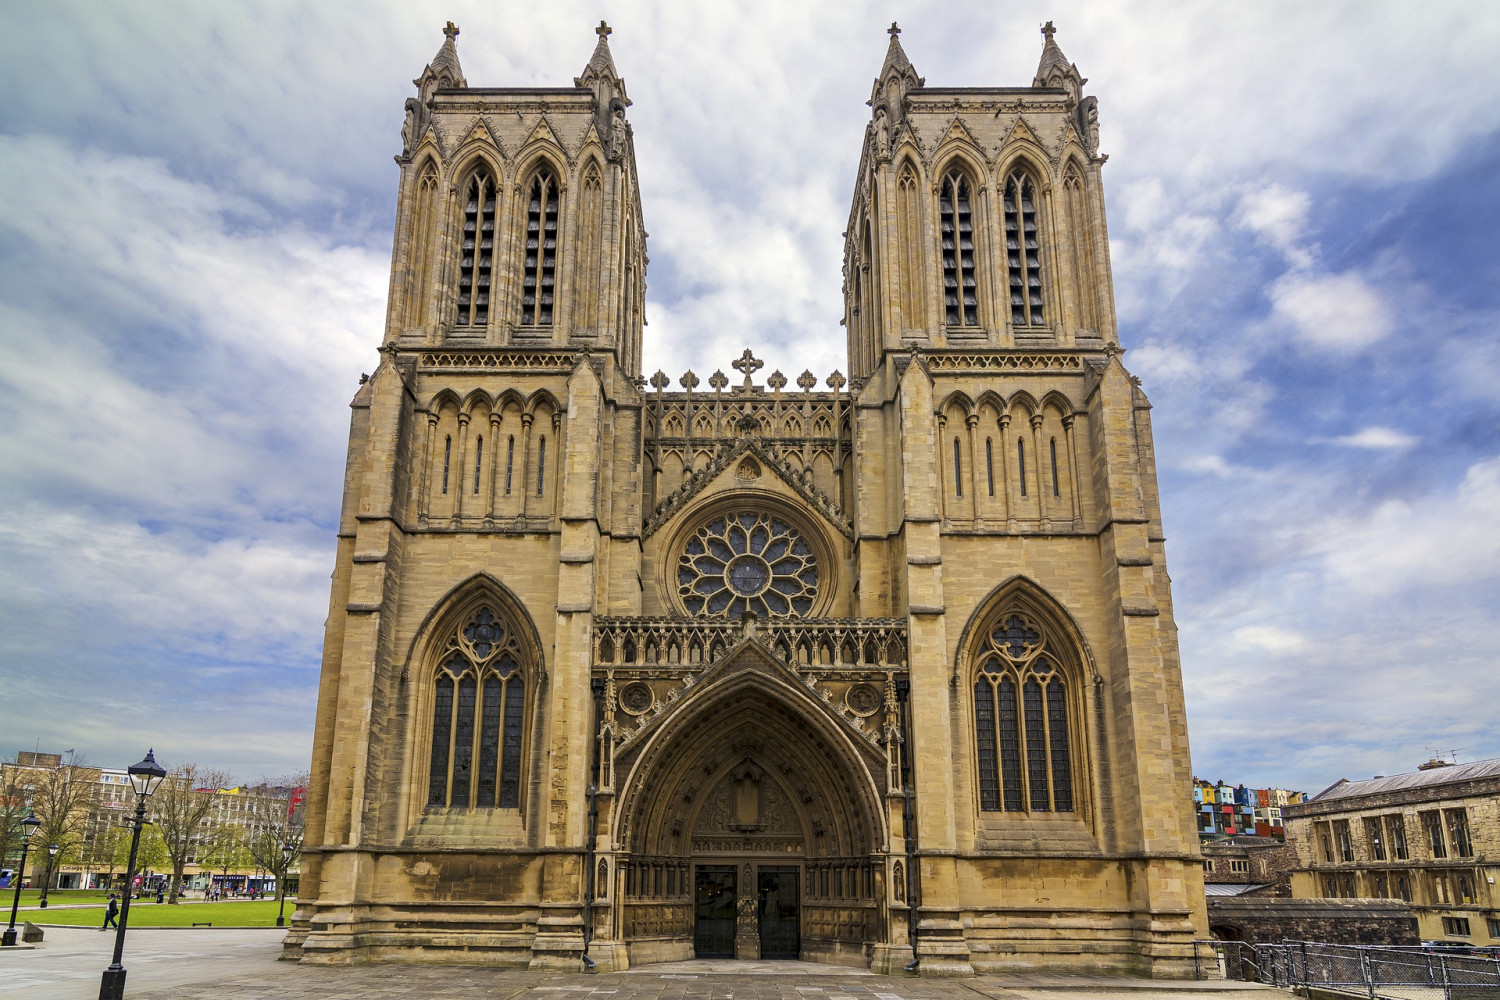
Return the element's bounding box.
[0,926,1288,999]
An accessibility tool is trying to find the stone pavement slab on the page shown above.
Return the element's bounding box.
[0,927,1291,999]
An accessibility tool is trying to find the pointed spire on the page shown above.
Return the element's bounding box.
[869,22,923,118]
[1032,20,1085,99]
[880,22,914,79]
[583,20,619,81]
[419,21,467,90]
[576,20,629,106]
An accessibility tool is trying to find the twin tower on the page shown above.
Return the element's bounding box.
[292,22,1207,976]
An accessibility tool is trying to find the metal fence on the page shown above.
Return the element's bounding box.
[1193,940,1500,998]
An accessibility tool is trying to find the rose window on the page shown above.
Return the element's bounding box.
[677,513,818,617]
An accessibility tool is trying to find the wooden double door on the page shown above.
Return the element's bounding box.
[693,864,800,960]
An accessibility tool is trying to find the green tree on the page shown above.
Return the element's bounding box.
[149,764,230,903]
[198,822,250,891]
[29,752,98,902]
[0,758,32,875]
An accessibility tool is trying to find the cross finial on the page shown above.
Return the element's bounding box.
[1041,20,1056,42]
[731,349,764,379]
[596,20,612,39]
[444,21,459,42]
[888,22,901,38]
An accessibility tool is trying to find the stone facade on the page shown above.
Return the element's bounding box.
[288,22,1207,976]
[1202,836,1298,896]
[1284,759,1500,946]
[1205,898,1419,947]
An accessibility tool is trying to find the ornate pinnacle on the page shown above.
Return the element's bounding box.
[649,370,670,391]
[1041,20,1055,42]
[796,370,818,392]
[679,370,699,392]
[596,20,612,38]
[826,370,847,392]
[444,20,460,41]
[708,370,729,392]
[731,349,764,379]
[767,370,787,392]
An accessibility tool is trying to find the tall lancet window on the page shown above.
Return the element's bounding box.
[521,170,560,326]
[940,171,979,327]
[457,170,498,327]
[428,605,529,810]
[1003,172,1045,327]
[973,612,1075,813]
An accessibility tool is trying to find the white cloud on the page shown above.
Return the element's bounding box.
[1318,427,1420,449]
[1235,184,1314,268]
[1314,456,1500,595]
[1270,271,1394,351]
[1230,625,1307,654]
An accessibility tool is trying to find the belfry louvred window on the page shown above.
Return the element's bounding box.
[521,170,560,326]
[1003,172,1045,327]
[428,606,527,809]
[456,170,497,326]
[940,170,979,327]
[973,612,1074,813]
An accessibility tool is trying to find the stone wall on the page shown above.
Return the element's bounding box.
[1208,898,1419,946]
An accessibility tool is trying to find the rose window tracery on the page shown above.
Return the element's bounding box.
[677,513,819,617]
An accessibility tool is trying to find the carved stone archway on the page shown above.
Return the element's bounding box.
[604,642,892,968]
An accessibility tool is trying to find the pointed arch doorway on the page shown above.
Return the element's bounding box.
[606,644,892,968]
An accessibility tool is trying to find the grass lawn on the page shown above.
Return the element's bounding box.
[32,899,293,928]
[5,889,116,907]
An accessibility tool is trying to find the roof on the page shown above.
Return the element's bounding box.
[1312,758,1500,802]
[1205,883,1274,896]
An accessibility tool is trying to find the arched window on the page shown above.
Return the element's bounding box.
[456,169,498,327]
[521,170,560,326]
[940,170,978,327]
[1003,171,1045,327]
[953,438,963,497]
[473,435,484,494]
[428,605,529,809]
[986,438,995,496]
[973,612,1074,813]
[442,435,452,494]
[505,436,515,495]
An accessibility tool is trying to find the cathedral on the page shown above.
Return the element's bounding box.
[290,21,1208,976]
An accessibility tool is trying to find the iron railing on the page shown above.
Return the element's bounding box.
[1195,940,1500,999]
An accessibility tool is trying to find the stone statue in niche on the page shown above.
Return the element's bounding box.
[873,107,890,158]
[1079,96,1099,156]
[730,762,763,831]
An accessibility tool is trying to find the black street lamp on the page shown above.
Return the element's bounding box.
[1,812,42,946]
[98,749,166,1000]
[38,843,59,908]
[276,842,292,927]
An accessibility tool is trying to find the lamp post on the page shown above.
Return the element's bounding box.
[2,812,41,946]
[276,843,292,927]
[37,843,59,908]
[98,749,166,1000]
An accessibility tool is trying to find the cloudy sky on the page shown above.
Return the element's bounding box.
[1,1,1496,794]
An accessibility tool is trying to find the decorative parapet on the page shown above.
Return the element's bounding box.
[922,351,1087,372]
[641,437,853,541]
[592,617,908,749]
[417,349,582,373]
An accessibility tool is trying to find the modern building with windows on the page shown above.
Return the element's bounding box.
[1283,758,1500,946]
[292,22,1206,974]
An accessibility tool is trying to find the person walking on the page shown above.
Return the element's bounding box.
[103,894,119,930]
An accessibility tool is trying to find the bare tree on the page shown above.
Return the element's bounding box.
[29,752,99,902]
[150,764,231,903]
[198,822,249,893]
[244,772,308,912]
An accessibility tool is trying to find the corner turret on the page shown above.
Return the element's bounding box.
[403,22,467,156]
[869,23,923,130]
[1032,21,1085,101]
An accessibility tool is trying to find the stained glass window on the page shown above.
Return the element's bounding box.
[427,606,528,809]
[677,513,819,618]
[973,611,1075,813]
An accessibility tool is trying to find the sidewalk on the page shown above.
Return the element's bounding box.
[0,926,1291,1000]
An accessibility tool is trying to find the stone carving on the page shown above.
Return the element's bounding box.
[619,681,653,715]
[845,683,880,717]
